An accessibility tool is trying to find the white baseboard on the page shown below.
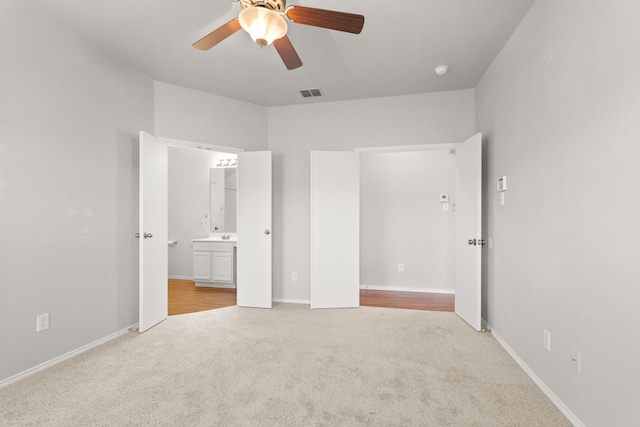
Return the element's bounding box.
[0,324,136,389]
[272,298,310,305]
[359,284,455,295]
[487,324,585,427]
[195,282,236,289]
[168,275,193,280]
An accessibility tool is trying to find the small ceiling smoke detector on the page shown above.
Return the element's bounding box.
[434,65,449,76]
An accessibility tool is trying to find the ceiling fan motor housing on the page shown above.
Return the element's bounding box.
[240,0,286,11]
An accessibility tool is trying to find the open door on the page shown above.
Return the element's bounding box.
[138,132,168,332]
[237,151,272,308]
[310,151,360,309]
[454,133,483,331]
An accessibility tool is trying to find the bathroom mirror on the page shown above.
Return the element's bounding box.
[210,167,237,233]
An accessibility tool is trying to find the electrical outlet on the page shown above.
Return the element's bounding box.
[291,272,298,282]
[571,348,581,373]
[398,264,404,272]
[36,313,49,332]
[543,329,551,352]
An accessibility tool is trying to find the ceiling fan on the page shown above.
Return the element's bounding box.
[193,0,365,70]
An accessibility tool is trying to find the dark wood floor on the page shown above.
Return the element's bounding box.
[168,279,455,316]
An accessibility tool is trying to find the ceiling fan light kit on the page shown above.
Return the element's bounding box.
[193,0,365,70]
[238,7,287,47]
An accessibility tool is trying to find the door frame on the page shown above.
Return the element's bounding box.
[355,143,460,155]
[164,137,244,155]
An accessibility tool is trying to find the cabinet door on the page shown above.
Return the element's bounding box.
[212,252,233,283]
[193,252,212,281]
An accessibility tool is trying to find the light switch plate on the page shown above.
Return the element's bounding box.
[497,176,507,192]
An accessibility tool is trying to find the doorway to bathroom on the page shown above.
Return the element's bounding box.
[166,144,239,316]
[139,132,273,331]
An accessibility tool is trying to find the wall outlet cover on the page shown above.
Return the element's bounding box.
[37,313,49,332]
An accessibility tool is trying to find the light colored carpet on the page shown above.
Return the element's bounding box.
[0,303,571,426]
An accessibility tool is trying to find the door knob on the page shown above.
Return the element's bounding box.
[468,239,477,246]
[135,233,140,238]
[144,232,153,239]
[264,229,271,235]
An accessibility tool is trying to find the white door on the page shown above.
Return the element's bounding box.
[310,151,360,309]
[138,131,168,332]
[454,133,483,331]
[237,151,272,308]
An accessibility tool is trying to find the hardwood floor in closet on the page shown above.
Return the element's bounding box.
[169,279,454,315]
[360,289,454,312]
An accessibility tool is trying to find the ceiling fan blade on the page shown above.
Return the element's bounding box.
[273,35,303,70]
[285,6,364,34]
[193,19,242,50]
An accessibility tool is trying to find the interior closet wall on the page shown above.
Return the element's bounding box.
[360,150,456,293]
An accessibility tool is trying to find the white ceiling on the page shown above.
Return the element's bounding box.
[25,0,535,107]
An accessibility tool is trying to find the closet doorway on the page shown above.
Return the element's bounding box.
[310,134,482,330]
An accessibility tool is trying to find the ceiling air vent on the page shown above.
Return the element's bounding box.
[300,88,324,98]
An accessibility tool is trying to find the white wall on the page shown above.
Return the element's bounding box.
[476,1,640,425]
[360,151,456,293]
[0,3,154,382]
[268,90,475,302]
[154,81,268,151]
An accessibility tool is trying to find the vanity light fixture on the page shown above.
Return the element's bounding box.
[216,158,238,167]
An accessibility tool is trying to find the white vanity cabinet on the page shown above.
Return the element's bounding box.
[192,240,236,287]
